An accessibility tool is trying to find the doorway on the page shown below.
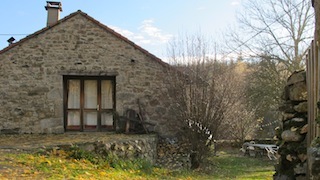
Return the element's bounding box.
[63,76,116,131]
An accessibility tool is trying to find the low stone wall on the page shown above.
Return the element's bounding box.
[0,133,192,169]
[70,134,158,164]
[56,135,191,168]
[156,138,191,169]
[24,134,159,165]
[274,70,308,179]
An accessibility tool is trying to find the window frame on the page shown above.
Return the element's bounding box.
[63,75,116,132]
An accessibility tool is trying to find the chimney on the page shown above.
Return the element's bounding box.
[7,37,15,45]
[45,1,62,27]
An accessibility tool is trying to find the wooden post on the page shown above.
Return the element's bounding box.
[137,99,149,134]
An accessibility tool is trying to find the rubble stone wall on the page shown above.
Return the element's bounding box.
[156,137,191,169]
[79,134,159,164]
[274,70,308,179]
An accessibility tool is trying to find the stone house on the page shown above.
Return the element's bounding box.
[0,2,174,136]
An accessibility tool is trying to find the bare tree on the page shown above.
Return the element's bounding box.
[224,0,314,125]
[222,61,259,142]
[314,0,320,42]
[225,103,257,142]
[226,0,314,71]
[165,34,255,168]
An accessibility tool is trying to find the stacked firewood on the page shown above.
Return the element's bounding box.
[155,137,191,169]
[274,70,308,180]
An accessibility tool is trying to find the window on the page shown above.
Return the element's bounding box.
[63,76,116,131]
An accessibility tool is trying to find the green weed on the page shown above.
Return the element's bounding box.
[0,148,275,179]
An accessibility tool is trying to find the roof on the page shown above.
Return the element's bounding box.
[0,10,169,68]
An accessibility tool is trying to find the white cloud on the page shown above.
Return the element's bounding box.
[109,20,173,58]
[197,6,207,11]
[140,39,152,44]
[231,0,240,6]
[132,35,145,40]
[110,20,173,46]
[139,19,173,44]
[109,26,134,38]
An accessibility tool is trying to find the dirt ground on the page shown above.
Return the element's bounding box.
[0,133,150,150]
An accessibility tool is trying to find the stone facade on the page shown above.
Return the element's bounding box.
[0,11,174,137]
[274,70,308,179]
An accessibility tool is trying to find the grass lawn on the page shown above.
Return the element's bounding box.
[210,151,275,179]
[0,148,275,179]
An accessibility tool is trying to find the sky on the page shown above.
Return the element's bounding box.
[0,0,243,59]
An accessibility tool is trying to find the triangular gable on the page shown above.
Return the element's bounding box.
[0,10,169,68]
